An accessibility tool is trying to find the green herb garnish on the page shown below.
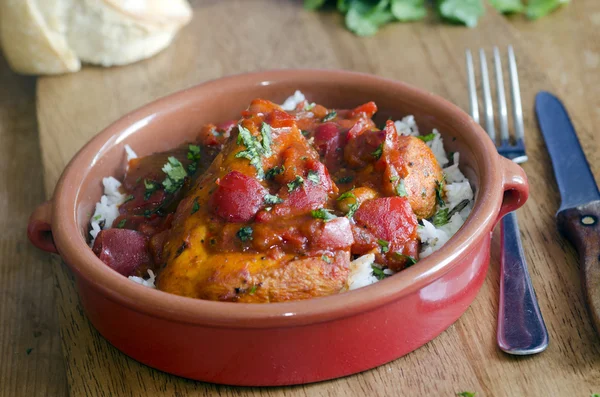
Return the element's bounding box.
[322,255,332,264]
[287,175,305,192]
[116,219,126,229]
[337,190,356,201]
[395,253,418,267]
[347,202,359,219]
[307,170,320,184]
[456,392,476,397]
[191,198,200,214]
[377,239,389,254]
[162,156,188,194]
[389,176,399,182]
[237,226,253,242]
[371,264,389,281]
[93,214,102,221]
[249,284,258,295]
[432,208,450,227]
[396,179,408,197]
[144,179,159,200]
[416,133,436,142]
[323,111,337,122]
[123,194,135,204]
[311,208,337,221]
[235,123,273,179]
[435,176,446,207]
[372,143,383,159]
[187,144,201,161]
[264,194,283,205]
[301,130,310,137]
[265,165,285,180]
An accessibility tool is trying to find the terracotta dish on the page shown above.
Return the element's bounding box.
[28,69,528,386]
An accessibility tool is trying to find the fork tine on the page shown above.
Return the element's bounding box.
[508,46,525,143]
[479,49,496,142]
[465,50,479,124]
[493,47,509,144]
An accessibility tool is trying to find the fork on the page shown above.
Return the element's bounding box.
[466,46,549,355]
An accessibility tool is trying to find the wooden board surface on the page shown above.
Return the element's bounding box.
[7,0,600,395]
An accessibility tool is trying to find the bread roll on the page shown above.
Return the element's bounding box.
[0,0,192,75]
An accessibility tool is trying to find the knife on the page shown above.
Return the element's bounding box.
[535,91,600,334]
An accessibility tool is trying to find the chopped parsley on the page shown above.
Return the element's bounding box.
[396,179,408,197]
[235,123,273,179]
[191,198,200,214]
[144,179,159,200]
[237,226,253,242]
[116,219,126,229]
[321,255,332,263]
[287,175,304,192]
[323,110,337,122]
[162,156,188,194]
[435,176,446,207]
[371,264,389,281]
[93,214,102,221]
[337,175,354,184]
[266,165,285,180]
[395,253,417,267]
[123,194,135,204]
[187,144,201,173]
[371,143,383,159]
[416,133,436,142]
[456,393,476,397]
[307,170,320,184]
[432,208,450,227]
[249,284,258,295]
[377,239,389,254]
[337,190,356,201]
[389,176,399,182]
[311,208,337,221]
[346,202,359,219]
[301,130,310,137]
[264,194,283,205]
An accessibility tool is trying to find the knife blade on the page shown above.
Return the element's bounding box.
[535,91,600,335]
[535,91,600,212]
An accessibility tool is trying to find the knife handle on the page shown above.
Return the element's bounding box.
[498,211,549,355]
[557,201,600,334]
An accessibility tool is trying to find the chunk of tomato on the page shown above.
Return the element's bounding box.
[210,170,267,222]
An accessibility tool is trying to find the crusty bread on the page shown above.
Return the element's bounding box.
[0,0,192,75]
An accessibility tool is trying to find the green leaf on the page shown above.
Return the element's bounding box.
[416,132,436,142]
[307,170,320,184]
[337,190,356,201]
[116,219,126,229]
[287,175,305,192]
[372,143,383,159]
[488,0,524,13]
[191,198,200,214]
[338,0,350,12]
[371,264,389,280]
[187,144,201,161]
[396,179,408,197]
[436,0,484,27]
[395,252,417,266]
[143,179,159,200]
[391,0,427,21]
[264,194,283,205]
[346,202,359,219]
[377,239,390,253]
[162,156,188,194]
[435,175,446,207]
[248,284,258,294]
[235,123,273,180]
[345,0,394,37]
[322,255,332,263]
[304,0,328,10]
[457,392,476,397]
[237,226,253,242]
[266,165,285,180]
[323,110,338,122]
[311,208,337,221]
[526,0,568,19]
[432,207,449,226]
[337,175,354,184]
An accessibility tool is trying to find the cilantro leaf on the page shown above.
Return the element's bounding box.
[489,0,524,13]
[337,190,356,201]
[391,0,427,21]
[432,208,450,227]
[304,0,327,9]
[416,133,436,142]
[144,179,159,200]
[396,179,408,197]
[191,198,200,214]
[371,264,389,280]
[346,202,359,219]
[323,110,337,122]
[123,194,135,204]
[456,392,476,397]
[377,239,389,253]
[346,0,394,36]
[287,175,305,192]
[187,144,201,161]
[311,208,337,221]
[337,175,354,184]
[116,219,126,229]
[260,122,273,157]
[266,165,285,180]
[321,255,332,263]
[237,226,253,242]
[436,0,484,28]
[264,194,283,205]
[307,170,320,184]
[435,176,446,207]
[526,0,568,19]
[249,284,258,294]
[395,252,417,266]
[162,156,188,194]
[235,123,273,180]
[372,143,383,159]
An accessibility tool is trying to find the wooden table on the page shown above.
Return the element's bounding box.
[2,1,599,395]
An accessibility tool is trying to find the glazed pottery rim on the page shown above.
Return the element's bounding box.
[51,69,504,329]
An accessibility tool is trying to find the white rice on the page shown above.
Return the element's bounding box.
[128,269,156,288]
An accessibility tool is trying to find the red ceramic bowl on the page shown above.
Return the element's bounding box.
[28,69,528,386]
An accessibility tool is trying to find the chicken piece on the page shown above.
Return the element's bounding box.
[157,99,353,302]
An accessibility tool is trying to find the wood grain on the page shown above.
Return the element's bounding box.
[0,55,67,396]
[10,0,600,395]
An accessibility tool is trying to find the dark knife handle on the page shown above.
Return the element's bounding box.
[557,200,600,334]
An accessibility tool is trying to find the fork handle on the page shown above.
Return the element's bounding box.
[497,211,549,355]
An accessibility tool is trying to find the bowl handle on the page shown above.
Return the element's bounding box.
[497,157,529,222]
[27,200,58,254]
